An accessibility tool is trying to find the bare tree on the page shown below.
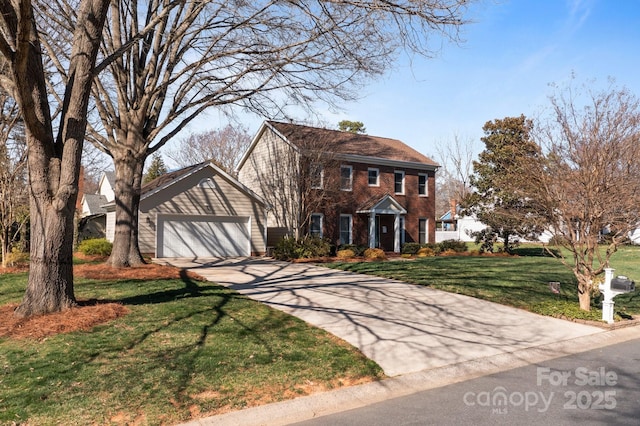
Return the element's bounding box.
[166,124,252,174]
[81,141,111,194]
[0,0,110,317]
[39,0,475,267]
[435,133,474,216]
[519,80,640,311]
[239,123,343,242]
[0,93,28,267]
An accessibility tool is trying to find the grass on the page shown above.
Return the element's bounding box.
[0,271,382,425]
[325,245,640,322]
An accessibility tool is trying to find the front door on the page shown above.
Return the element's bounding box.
[378,215,395,252]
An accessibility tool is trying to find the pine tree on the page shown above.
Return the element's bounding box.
[143,153,167,184]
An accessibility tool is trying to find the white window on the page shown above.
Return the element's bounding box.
[394,170,405,194]
[418,174,428,196]
[368,168,379,186]
[310,213,323,238]
[419,218,428,244]
[340,165,353,191]
[310,163,323,189]
[339,214,352,245]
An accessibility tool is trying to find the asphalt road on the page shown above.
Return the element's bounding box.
[294,338,640,426]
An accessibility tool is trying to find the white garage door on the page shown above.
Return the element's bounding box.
[157,215,250,258]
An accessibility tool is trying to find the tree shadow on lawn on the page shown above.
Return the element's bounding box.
[2,269,244,341]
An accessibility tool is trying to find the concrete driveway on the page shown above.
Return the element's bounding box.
[163,257,603,377]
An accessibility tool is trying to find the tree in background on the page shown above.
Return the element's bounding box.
[0,93,28,267]
[81,142,111,195]
[167,124,252,175]
[520,80,640,311]
[0,0,110,317]
[435,133,474,217]
[143,153,168,184]
[338,120,366,134]
[463,115,541,253]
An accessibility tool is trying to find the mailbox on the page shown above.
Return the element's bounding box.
[610,276,635,293]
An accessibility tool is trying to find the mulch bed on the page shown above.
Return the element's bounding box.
[0,261,204,340]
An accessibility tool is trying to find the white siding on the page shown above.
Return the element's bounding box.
[105,211,115,242]
[238,126,300,234]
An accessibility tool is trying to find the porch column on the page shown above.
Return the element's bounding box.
[394,213,400,253]
[369,212,376,249]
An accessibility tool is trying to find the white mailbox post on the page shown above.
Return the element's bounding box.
[598,268,636,324]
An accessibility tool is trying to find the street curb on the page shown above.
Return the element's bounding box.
[180,325,639,426]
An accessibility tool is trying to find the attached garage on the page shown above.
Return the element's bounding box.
[157,215,251,258]
[101,161,270,258]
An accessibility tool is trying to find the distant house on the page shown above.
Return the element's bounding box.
[436,200,554,244]
[436,208,485,243]
[237,121,439,252]
[103,162,268,258]
[77,172,115,241]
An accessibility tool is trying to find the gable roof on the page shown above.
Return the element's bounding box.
[356,194,407,215]
[259,121,439,170]
[82,194,108,216]
[140,161,267,206]
[140,162,205,197]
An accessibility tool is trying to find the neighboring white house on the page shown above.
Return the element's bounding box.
[435,209,485,243]
[435,203,553,244]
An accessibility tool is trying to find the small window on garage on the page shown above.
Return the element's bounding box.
[198,178,217,189]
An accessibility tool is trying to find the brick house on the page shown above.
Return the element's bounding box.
[237,121,439,252]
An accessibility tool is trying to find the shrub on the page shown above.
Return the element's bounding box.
[401,243,421,255]
[438,239,467,253]
[336,249,356,259]
[273,235,331,260]
[416,247,435,257]
[363,248,386,260]
[470,229,497,253]
[337,244,367,256]
[4,247,29,266]
[78,238,113,256]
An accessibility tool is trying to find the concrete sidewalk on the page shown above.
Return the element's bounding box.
[163,257,603,377]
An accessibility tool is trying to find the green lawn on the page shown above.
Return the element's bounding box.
[0,272,382,425]
[325,245,640,322]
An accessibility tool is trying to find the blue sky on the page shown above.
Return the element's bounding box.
[179,0,640,164]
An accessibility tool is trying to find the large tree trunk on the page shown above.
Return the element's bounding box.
[107,152,146,267]
[6,0,110,317]
[14,183,77,317]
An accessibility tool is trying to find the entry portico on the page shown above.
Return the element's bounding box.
[357,195,407,253]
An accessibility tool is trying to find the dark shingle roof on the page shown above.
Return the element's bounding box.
[103,171,116,188]
[268,121,438,166]
[140,162,206,195]
[83,194,108,215]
